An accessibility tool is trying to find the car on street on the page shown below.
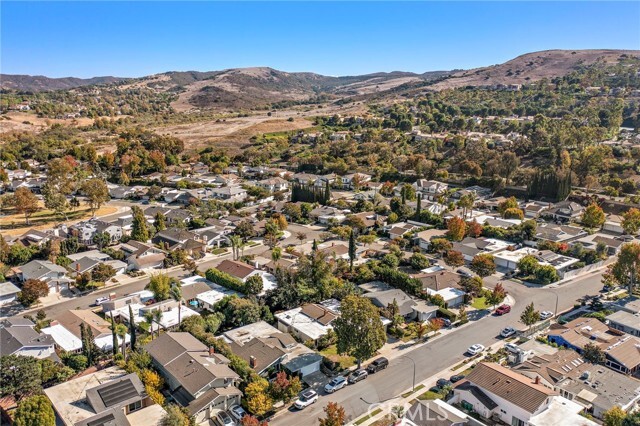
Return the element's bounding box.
[495,304,511,315]
[348,369,368,384]
[456,268,473,278]
[442,318,452,327]
[467,344,485,356]
[229,405,247,422]
[294,390,318,409]
[436,378,452,388]
[324,376,347,393]
[94,297,109,306]
[500,327,516,338]
[449,374,465,383]
[540,311,553,320]
[214,411,236,426]
[367,357,389,374]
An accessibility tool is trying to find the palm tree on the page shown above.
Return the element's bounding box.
[152,310,163,338]
[271,247,282,263]
[143,311,155,339]
[296,232,307,244]
[115,324,128,359]
[170,284,183,327]
[229,235,242,260]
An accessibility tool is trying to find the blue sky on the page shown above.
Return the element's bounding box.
[2,2,639,78]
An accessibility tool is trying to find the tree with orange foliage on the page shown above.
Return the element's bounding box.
[446,216,466,241]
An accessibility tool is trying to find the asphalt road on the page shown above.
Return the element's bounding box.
[270,269,606,426]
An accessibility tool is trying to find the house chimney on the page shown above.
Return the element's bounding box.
[535,376,540,385]
[249,356,257,368]
[209,346,215,356]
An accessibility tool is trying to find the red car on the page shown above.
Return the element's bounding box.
[495,304,511,315]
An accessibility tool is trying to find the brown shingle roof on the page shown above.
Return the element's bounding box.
[215,259,255,279]
[55,310,111,339]
[300,304,337,326]
[461,363,556,414]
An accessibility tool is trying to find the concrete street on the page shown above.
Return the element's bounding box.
[270,270,606,426]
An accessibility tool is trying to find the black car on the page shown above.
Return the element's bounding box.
[429,386,442,393]
[367,357,389,374]
[436,378,452,388]
[449,374,465,383]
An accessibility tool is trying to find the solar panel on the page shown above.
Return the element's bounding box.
[86,413,116,426]
[97,379,139,407]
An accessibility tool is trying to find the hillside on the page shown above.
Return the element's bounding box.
[0,74,126,92]
[429,49,640,90]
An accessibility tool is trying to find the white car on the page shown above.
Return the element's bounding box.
[467,344,485,356]
[294,390,318,409]
[229,405,247,422]
[500,327,516,338]
[94,297,109,306]
[504,343,520,353]
[214,411,236,426]
[540,311,554,320]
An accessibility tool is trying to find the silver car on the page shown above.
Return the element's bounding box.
[324,376,347,393]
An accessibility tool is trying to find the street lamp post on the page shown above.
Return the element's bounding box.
[400,355,416,392]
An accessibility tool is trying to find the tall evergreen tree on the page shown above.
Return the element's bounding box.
[154,212,166,232]
[348,229,356,271]
[312,239,318,251]
[128,305,136,351]
[110,314,118,358]
[415,194,422,219]
[131,206,149,242]
[324,180,331,205]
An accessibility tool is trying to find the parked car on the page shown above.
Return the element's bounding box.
[500,327,516,338]
[449,374,465,383]
[215,411,236,426]
[467,344,485,356]
[229,405,247,422]
[495,304,511,315]
[436,378,452,388]
[367,357,389,374]
[429,386,442,393]
[324,376,347,393]
[456,268,473,278]
[348,369,368,384]
[294,390,318,409]
[442,318,452,327]
[504,343,520,353]
[540,311,553,320]
[94,297,109,306]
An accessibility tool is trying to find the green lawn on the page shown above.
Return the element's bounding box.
[210,247,228,255]
[319,345,356,369]
[417,390,445,400]
[401,384,425,398]
[471,297,489,310]
[354,408,382,425]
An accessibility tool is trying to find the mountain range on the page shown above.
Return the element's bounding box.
[2,49,638,111]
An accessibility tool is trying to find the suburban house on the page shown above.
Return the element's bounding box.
[412,179,448,201]
[42,309,129,353]
[152,228,206,257]
[547,317,640,375]
[341,172,372,189]
[194,226,231,248]
[606,310,640,337]
[359,281,438,321]
[145,332,241,423]
[572,233,623,255]
[67,250,127,277]
[546,201,585,222]
[401,399,484,426]
[603,215,625,234]
[0,281,21,306]
[450,362,559,426]
[44,366,166,426]
[69,218,123,245]
[257,177,289,192]
[0,318,56,360]
[523,202,550,219]
[452,237,512,262]
[493,248,580,276]
[515,350,640,419]
[213,259,276,294]
[413,269,466,308]
[534,224,588,244]
[223,321,323,379]
[13,259,74,294]
[117,299,199,333]
[275,300,339,344]
[309,206,348,224]
[15,228,61,248]
[118,240,166,271]
[210,186,247,202]
[414,229,448,251]
[386,222,420,240]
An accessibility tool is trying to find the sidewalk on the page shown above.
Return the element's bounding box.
[351,339,507,426]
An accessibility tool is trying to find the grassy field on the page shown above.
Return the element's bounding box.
[0,204,118,236]
[471,297,489,310]
[417,389,446,400]
[319,345,356,369]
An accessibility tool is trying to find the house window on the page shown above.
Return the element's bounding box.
[128,400,142,413]
[511,416,525,426]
